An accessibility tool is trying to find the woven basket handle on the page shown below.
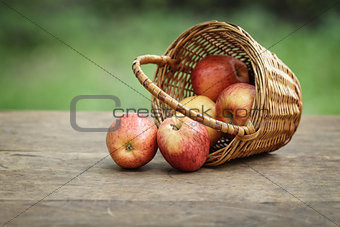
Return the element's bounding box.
[132,55,259,140]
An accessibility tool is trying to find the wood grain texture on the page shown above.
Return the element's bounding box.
[0,112,339,226]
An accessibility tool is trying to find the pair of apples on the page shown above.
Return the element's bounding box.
[189,54,256,143]
[106,55,255,171]
[106,114,209,171]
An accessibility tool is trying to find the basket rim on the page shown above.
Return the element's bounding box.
[154,21,268,137]
[132,20,303,165]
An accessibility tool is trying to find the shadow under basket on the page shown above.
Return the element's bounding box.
[132,20,303,166]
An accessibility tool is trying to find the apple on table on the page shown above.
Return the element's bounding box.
[106,113,158,169]
[157,116,210,172]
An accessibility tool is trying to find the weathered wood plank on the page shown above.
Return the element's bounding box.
[1,200,337,227]
[0,112,339,226]
[0,111,111,153]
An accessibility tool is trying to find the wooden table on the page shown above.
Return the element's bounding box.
[0,112,339,227]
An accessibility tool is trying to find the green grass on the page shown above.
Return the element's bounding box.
[0,4,339,114]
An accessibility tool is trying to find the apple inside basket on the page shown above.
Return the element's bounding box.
[132,21,302,166]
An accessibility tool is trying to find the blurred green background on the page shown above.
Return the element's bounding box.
[1,0,339,114]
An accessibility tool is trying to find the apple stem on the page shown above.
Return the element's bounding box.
[170,124,179,131]
[126,143,133,151]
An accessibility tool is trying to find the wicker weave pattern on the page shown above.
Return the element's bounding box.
[132,21,302,166]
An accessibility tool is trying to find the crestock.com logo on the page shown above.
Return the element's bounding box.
[70,95,122,132]
[70,95,269,132]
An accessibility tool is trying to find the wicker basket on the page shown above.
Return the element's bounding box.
[132,20,303,166]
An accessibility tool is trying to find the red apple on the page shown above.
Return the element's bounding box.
[179,95,222,146]
[157,116,209,172]
[216,83,255,126]
[106,113,157,169]
[191,55,249,101]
